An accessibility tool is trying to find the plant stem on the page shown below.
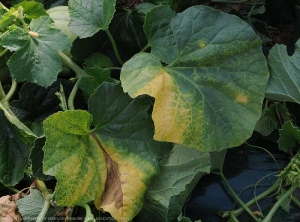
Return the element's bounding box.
[105,29,124,65]
[58,52,89,110]
[0,82,6,100]
[36,194,52,222]
[247,0,259,19]
[4,79,17,102]
[0,30,9,40]
[230,211,240,222]
[0,2,9,11]
[262,185,297,222]
[233,179,281,217]
[105,67,122,70]
[291,194,300,208]
[35,178,50,197]
[219,171,261,222]
[34,179,52,222]
[67,77,81,110]
[7,186,20,193]
[58,51,87,78]
[0,48,8,57]
[79,204,96,222]
[140,44,150,53]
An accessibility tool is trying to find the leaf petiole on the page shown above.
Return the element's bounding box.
[79,204,96,222]
[0,82,6,100]
[0,30,9,41]
[0,2,9,11]
[140,44,150,53]
[247,0,259,20]
[105,29,124,65]
[58,51,88,78]
[219,171,261,222]
[0,48,8,57]
[4,79,17,102]
[67,77,81,110]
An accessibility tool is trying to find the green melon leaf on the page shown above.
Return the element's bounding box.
[10,80,74,122]
[80,67,114,99]
[136,144,210,222]
[109,7,148,54]
[0,16,71,87]
[266,40,300,103]
[68,0,116,38]
[79,53,115,99]
[121,6,269,151]
[144,6,177,64]
[43,83,172,220]
[84,53,114,68]
[278,120,300,153]
[0,110,34,186]
[255,104,279,136]
[30,138,52,180]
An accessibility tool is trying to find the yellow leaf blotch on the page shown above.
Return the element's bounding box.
[95,144,155,221]
[133,69,198,145]
[152,73,189,143]
[235,93,248,105]
[199,40,206,49]
[133,69,165,98]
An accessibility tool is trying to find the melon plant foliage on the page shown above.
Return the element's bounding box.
[0,0,270,221]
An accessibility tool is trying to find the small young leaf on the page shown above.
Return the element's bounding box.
[0,110,34,186]
[80,67,114,99]
[0,1,47,31]
[68,0,116,38]
[1,16,71,87]
[278,120,300,152]
[84,53,114,68]
[79,53,115,99]
[14,1,47,20]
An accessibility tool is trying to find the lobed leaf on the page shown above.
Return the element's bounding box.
[266,40,300,103]
[136,144,211,222]
[278,120,300,152]
[43,83,172,220]
[1,16,71,87]
[121,6,269,151]
[144,6,177,64]
[0,110,34,186]
[68,0,116,38]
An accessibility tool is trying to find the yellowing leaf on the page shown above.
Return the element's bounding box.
[43,83,172,221]
[121,6,269,151]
